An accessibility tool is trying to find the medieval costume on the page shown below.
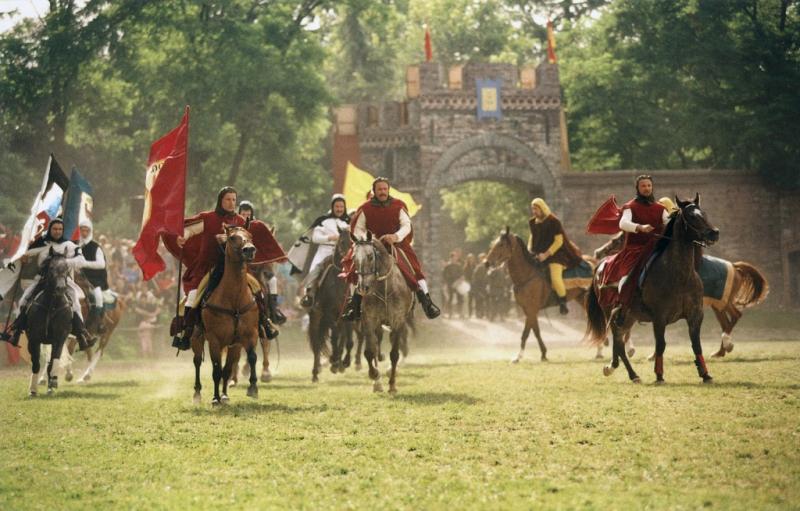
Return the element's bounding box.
[0,219,95,350]
[78,219,109,333]
[300,194,350,307]
[528,198,584,314]
[340,183,440,320]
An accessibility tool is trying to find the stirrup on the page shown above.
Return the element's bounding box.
[341,300,361,321]
[300,294,314,308]
[171,335,191,351]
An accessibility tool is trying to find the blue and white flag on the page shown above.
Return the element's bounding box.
[62,167,93,241]
[476,79,502,120]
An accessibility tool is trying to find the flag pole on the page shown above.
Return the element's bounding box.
[173,105,189,353]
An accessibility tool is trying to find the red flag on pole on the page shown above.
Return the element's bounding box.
[546,20,557,64]
[586,196,622,235]
[424,26,433,62]
[133,107,189,280]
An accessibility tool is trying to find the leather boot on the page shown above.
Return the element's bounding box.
[256,293,279,339]
[300,288,314,308]
[171,307,194,351]
[268,294,287,325]
[558,296,569,315]
[416,290,441,319]
[72,313,97,352]
[341,293,362,321]
[0,310,27,347]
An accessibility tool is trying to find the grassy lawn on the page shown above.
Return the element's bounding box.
[1,311,799,510]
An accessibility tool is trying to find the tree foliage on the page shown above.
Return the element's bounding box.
[441,181,530,246]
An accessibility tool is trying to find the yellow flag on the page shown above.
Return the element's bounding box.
[343,161,421,217]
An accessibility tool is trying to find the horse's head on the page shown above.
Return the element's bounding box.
[350,231,390,293]
[675,193,719,247]
[334,226,352,263]
[224,225,256,262]
[45,248,69,293]
[485,226,513,269]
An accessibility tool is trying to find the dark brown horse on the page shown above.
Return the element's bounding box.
[585,194,719,384]
[308,228,353,382]
[593,232,768,358]
[191,226,260,405]
[485,228,589,363]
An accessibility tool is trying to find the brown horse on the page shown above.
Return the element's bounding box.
[585,194,719,384]
[351,233,414,393]
[191,226,260,405]
[485,227,589,363]
[63,279,125,383]
[594,232,769,358]
[235,263,276,385]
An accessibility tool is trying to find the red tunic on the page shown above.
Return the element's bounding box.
[598,199,666,307]
[340,198,424,289]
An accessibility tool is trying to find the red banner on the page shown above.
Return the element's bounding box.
[424,27,432,62]
[547,20,557,64]
[133,107,189,280]
[586,195,622,235]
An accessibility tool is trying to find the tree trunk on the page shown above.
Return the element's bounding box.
[227,128,251,186]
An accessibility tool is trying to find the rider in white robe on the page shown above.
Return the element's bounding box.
[300,194,350,307]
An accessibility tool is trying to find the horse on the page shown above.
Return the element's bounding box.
[308,228,353,382]
[351,232,414,393]
[585,194,720,384]
[23,249,74,396]
[191,226,260,405]
[485,228,589,363]
[62,276,126,384]
[593,231,769,359]
[353,315,413,371]
[235,263,277,385]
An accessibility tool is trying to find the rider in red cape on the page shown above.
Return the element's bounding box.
[592,175,669,325]
[237,200,288,327]
[339,177,440,320]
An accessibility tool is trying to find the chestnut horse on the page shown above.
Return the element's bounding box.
[191,226,260,405]
[485,227,589,363]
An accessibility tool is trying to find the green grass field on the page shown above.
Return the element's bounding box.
[1,310,799,510]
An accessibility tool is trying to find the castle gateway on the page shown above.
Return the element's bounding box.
[332,61,800,308]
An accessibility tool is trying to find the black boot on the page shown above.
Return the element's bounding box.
[268,294,287,325]
[416,290,441,320]
[300,288,314,308]
[171,307,194,351]
[558,296,569,315]
[72,313,97,352]
[0,310,27,347]
[256,293,279,340]
[341,293,362,321]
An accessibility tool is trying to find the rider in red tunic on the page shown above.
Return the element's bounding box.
[340,177,440,320]
[597,175,669,324]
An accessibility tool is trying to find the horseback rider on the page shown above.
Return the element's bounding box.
[340,177,440,320]
[528,198,584,315]
[237,200,288,328]
[0,218,96,350]
[598,175,669,325]
[78,219,109,334]
[300,194,350,308]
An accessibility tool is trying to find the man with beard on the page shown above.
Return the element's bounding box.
[597,175,669,325]
[340,177,440,320]
[528,198,584,314]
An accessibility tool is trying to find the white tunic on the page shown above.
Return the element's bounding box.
[309,217,350,272]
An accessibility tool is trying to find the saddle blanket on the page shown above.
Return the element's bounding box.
[563,259,593,290]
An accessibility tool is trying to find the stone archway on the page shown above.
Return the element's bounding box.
[421,132,563,276]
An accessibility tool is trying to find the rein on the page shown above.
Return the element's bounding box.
[203,300,257,342]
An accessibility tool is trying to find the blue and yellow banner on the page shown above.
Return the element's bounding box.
[476,79,502,120]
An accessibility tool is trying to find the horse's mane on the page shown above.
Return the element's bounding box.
[512,235,542,268]
[653,212,678,254]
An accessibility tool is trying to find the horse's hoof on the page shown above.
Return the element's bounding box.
[312,375,319,383]
[655,379,666,385]
[511,357,521,364]
[220,394,230,403]
[603,365,615,377]
[355,363,362,371]
[330,364,338,374]
[228,380,237,388]
[28,391,37,398]
[703,376,714,384]
[373,381,384,393]
[83,373,91,382]
[388,386,397,394]
[260,371,272,383]
[540,355,548,362]
[627,347,636,358]
[631,376,641,384]
[712,350,725,358]
[246,386,258,398]
[65,372,73,382]
[193,393,202,405]
[47,387,55,395]
[725,344,734,353]
[211,398,221,407]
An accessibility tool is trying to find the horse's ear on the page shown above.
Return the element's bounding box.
[504,225,510,236]
[694,192,700,206]
[675,194,687,209]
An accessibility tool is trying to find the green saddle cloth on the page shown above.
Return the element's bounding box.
[564,259,593,280]
[699,255,731,301]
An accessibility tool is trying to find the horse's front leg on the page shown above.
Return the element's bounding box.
[688,312,712,383]
[260,338,271,383]
[615,324,640,383]
[28,337,41,397]
[388,330,402,394]
[364,327,382,392]
[208,340,223,406]
[342,325,353,369]
[246,343,258,398]
[329,325,341,374]
[512,322,530,364]
[221,345,240,403]
[652,321,667,384]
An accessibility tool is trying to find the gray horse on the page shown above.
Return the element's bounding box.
[351,233,413,393]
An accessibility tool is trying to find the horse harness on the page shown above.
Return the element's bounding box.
[202,299,257,343]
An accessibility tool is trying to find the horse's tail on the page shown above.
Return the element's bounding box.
[731,262,769,308]
[583,282,607,347]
